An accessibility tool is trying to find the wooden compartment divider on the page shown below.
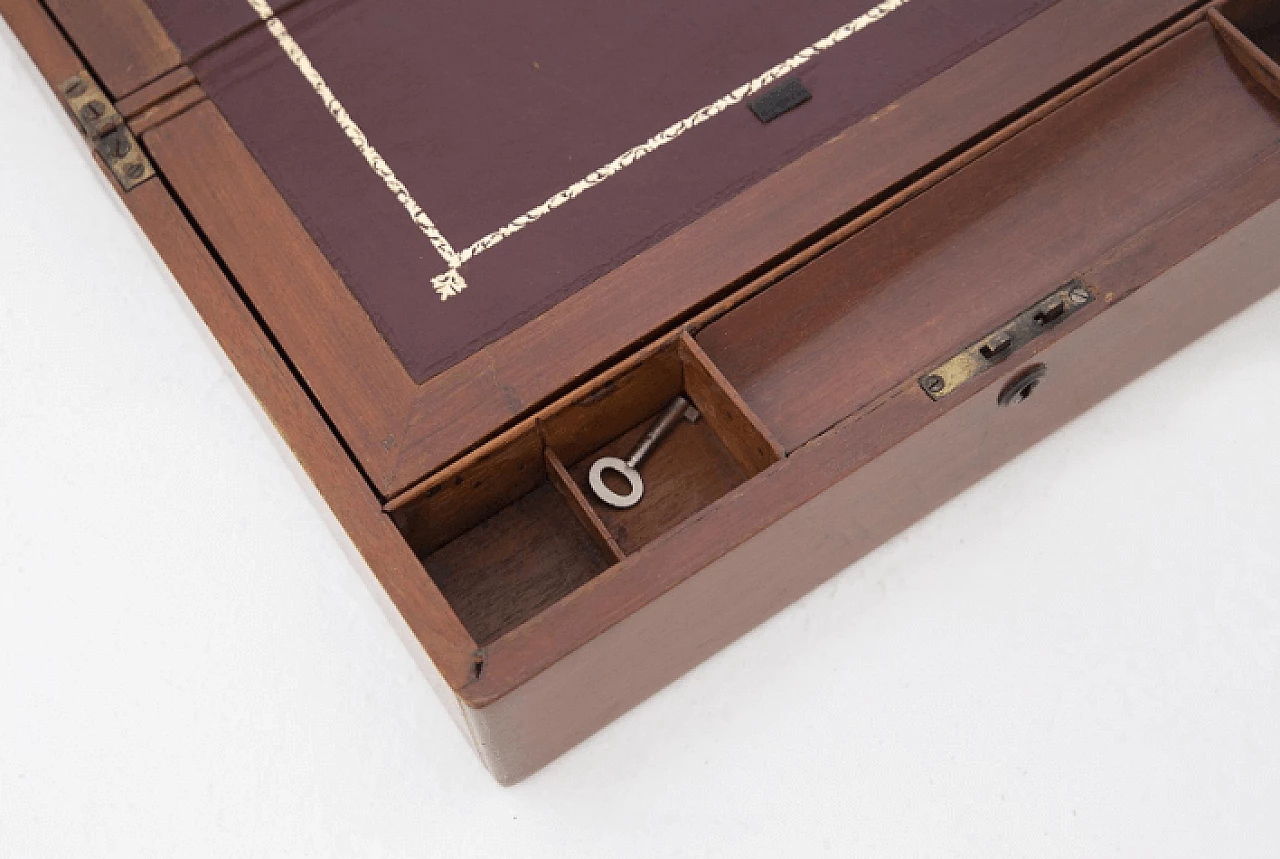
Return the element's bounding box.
[1212,2,1280,99]
[395,421,613,648]
[549,337,784,555]
[1216,0,1280,47]
[544,447,626,565]
[389,328,780,642]
[677,332,785,476]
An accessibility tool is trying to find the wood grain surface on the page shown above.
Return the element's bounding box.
[12,0,1280,785]
[698,22,1280,449]
[464,193,1280,779]
[42,0,178,98]
[459,20,1280,713]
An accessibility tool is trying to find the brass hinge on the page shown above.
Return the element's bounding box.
[60,71,154,192]
[919,280,1094,400]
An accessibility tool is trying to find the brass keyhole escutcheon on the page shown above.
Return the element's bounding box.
[998,364,1048,407]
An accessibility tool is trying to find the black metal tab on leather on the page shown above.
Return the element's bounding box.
[749,80,812,124]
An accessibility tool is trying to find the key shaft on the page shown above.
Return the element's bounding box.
[626,396,694,468]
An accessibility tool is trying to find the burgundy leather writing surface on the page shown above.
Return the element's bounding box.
[158,0,1061,381]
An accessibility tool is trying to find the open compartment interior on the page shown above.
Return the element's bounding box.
[390,424,619,646]
[696,20,1280,451]
[1214,0,1280,102]
[1219,0,1280,63]
[544,334,783,554]
[390,333,782,645]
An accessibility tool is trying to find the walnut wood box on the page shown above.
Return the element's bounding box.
[7,0,1280,783]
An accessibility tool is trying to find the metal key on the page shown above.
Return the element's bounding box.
[588,396,700,508]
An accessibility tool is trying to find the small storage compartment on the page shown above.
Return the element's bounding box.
[564,414,745,554]
[421,484,618,648]
[545,334,782,554]
[391,424,619,646]
[390,333,782,645]
[696,20,1280,451]
[1219,0,1280,64]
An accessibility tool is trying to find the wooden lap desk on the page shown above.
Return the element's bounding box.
[4,0,1278,782]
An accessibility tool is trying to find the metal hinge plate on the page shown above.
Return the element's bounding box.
[60,71,154,192]
[919,280,1094,400]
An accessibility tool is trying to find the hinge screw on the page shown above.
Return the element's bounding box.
[105,135,132,159]
[79,101,106,124]
[922,374,946,395]
[63,77,86,98]
[1068,284,1091,305]
[125,163,146,181]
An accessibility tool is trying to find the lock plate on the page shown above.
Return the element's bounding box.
[919,280,1093,400]
[61,71,154,192]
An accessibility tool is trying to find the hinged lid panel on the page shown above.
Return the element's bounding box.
[189,0,1061,382]
[125,0,1201,495]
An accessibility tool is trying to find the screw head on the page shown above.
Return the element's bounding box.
[1068,284,1091,305]
[922,374,946,395]
[63,77,87,98]
[107,136,131,159]
[125,162,146,181]
[79,101,106,123]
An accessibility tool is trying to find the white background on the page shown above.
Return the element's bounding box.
[3,23,1279,858]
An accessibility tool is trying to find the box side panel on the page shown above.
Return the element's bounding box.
[462,199,1280,785]
[0,0,479,693]
[118,174,482,695]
